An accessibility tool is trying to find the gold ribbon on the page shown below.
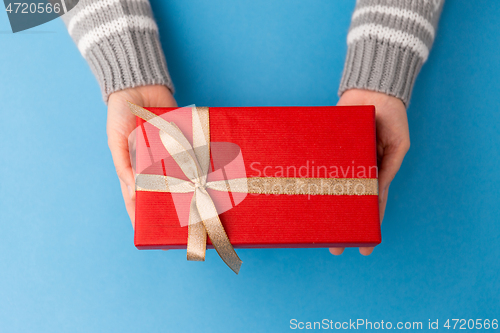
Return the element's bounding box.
[129,103,378,274]
[136,175,378,196]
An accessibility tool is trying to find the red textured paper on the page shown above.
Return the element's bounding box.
[134,106,381,249]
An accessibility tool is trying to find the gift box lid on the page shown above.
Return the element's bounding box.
[133,106,380,250]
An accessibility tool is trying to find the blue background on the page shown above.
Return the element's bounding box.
[1,0,499,332]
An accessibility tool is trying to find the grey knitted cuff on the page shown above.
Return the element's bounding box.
[84,29,174,103]
[338,38,424,108]
[338,0,445,108]
[62,0,174,103]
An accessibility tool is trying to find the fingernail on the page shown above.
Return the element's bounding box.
[127,185,134,199]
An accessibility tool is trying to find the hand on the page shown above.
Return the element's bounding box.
[107,85,177,229]
[330,89,410,256]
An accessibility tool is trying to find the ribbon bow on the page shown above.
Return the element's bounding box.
[128,102,243,274]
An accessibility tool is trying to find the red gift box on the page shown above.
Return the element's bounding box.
[132,105,380,270]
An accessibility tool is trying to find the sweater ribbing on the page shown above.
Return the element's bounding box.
[339,0,445,107]
[62,0,174,103]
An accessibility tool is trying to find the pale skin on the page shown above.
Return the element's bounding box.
[107,85,409,255]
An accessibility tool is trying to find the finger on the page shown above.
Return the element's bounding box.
[378,185,390,224]
[119,179,136,229]
[359,175,391,255]
[109,137,136,200]
[378,141,409,194]
[329,247,345,255]
[359,247,374,256]
[377,139,408,225]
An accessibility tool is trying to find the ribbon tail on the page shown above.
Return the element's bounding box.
[203,215,243,274]
[195,188,242,274]
[187,195,207,261]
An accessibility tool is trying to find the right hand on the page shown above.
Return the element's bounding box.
[330,89,410,256]
[107,85,177,229]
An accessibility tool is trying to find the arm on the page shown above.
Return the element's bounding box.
[62,0,177,227]
[331,0,445,255]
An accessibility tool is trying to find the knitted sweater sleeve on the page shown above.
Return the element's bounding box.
[61,0,174,103]
[338,0,445,107]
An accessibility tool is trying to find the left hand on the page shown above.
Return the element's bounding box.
[330,89,410,256]
[107,85,177,229]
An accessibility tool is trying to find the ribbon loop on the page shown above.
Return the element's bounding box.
[158,124,203,185]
